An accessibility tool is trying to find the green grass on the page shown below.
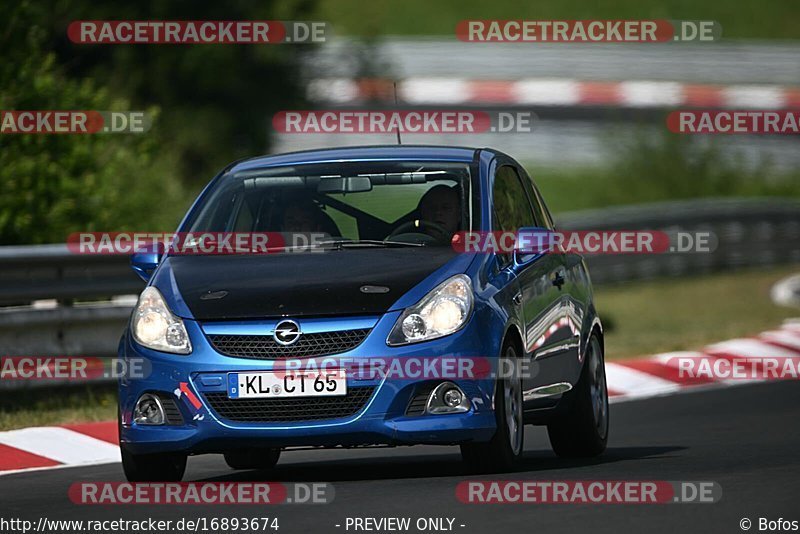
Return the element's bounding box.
[528,129,800,214]
[0,384,117,431]
[0,266,797,430]
[532,166,800,215]
[596,265,800,359]
[311,0,800,40]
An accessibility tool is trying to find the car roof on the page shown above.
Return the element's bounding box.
[228,145,488,173]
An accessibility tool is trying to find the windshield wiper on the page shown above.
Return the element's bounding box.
[323,239,427,249]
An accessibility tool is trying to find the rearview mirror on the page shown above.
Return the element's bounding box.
[317,176,372,194]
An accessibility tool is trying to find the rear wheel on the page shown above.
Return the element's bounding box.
[547,334,609,457]
[121,448,187,482]
[224,448,281,470]
[461,340,523,472]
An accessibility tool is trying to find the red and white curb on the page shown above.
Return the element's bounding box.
[1,320,798,475]
[607,319,800,402]
[0,422,119,476]
[307,77,800,109]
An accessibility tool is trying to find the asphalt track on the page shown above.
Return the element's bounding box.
[3,381,799,534]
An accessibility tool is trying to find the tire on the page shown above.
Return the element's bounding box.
[461,340,523,472]
[224,448,281,470]
[547,334,609,457]
[119,405,187,482]
[121,448,187,482]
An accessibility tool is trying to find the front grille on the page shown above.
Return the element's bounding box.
[208,329,371,359]
[203,387,376,422]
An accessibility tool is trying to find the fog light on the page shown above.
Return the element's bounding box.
[426,381,470,415]
[133,393,166,425]
[443,388,463,407]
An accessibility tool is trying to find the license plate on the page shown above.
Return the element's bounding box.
[228,370,347,399]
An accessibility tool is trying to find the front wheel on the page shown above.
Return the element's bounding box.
[121,448,187,482]
[547,334,609,457]
[461,341,523,472]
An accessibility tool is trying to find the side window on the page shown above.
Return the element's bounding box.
[492,165,536,233]
[531,183,555,229]
[517,169,551,229]
[232,195,255,231]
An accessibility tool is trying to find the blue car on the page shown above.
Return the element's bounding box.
[118,145,608,481]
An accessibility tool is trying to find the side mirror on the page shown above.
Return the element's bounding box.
[131,251,161,282]
[515,226,556,255]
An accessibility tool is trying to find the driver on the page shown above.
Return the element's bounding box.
[281,198,325,233]
[417,185,461,239]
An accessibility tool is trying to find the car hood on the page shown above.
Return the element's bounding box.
[158,248,465,320]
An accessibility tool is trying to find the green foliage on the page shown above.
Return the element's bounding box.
[1,0,309,244]
[313,0,800,39]
[0,4,188,243]
[44,0,309,186]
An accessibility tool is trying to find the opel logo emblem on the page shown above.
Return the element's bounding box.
[273,319,301,345]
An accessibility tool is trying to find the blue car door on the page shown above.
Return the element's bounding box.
[491,162,576,410]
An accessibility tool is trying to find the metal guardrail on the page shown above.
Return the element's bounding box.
[0,198,798,382]
[557,197,800,284]
[300,38,800,85]
[0,244,144,306]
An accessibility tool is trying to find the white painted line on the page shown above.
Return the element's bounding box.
[513,79,580,105]
[302,77,800,111]
[650,351,708,366]
[605,362,683,398]
[723,85,785,108]
[306,78,358,104]
[609,380,736,404]
[619,81,685,107]
[705,338,800,358]
[0,458,120,477]
[399,78,470,104]
[760,330,800,351]
[0,427,120,465]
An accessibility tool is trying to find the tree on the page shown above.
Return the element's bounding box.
[0,2,187,244]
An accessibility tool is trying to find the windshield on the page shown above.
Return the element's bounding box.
[184,160,476,250]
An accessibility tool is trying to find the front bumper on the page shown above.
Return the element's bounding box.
[119,311,498,455]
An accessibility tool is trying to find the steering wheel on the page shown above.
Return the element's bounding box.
[388,219,451,242]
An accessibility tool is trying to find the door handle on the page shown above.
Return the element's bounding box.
[551,272,565,289]
[512,292,523,305]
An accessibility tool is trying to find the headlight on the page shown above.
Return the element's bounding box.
[131,287,192,354]
[387,274,473,345]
